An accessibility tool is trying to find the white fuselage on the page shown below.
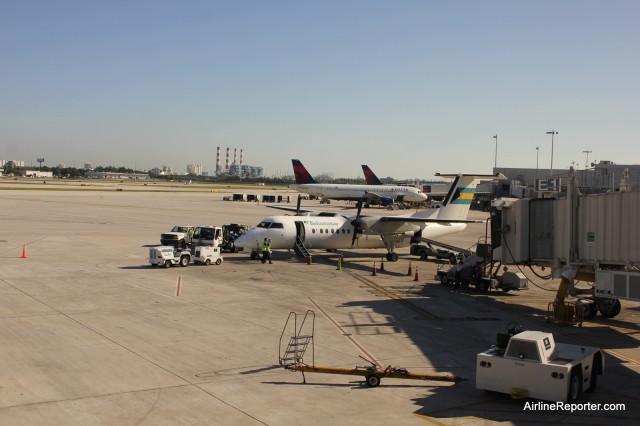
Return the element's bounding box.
[234,213,466,252]
[289,183,428,203]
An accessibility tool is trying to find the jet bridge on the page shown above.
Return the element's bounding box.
[490,168,640,321]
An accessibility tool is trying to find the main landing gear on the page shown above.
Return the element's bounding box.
[385,252,399,262]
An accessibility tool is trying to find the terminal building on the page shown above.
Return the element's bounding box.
[494,160,640,199]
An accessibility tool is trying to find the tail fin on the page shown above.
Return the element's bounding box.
[435,173,506,220]
[292,159,317,184]
[361,165,383,185]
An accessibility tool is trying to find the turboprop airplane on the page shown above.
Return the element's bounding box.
[235,173,506,261]
[290,159,428,206]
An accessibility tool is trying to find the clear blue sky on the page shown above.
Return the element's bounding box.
[1,0,638,178]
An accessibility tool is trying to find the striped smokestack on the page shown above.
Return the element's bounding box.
[225,147,230,170]
[216,146,221,173]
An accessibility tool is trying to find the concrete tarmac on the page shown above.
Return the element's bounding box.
[1,180,639,425]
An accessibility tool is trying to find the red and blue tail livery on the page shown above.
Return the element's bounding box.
[292,159,317,184]
[361,165,383,185]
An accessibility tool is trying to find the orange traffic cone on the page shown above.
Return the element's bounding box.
[21,245,27,259]
[413,266,419,282]
[380,258,385,272]
[407,262,412,276]
[372,261,377,276]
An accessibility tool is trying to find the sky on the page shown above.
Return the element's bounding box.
[1,0,639,179]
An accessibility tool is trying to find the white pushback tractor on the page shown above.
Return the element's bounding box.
[476,324,604,403]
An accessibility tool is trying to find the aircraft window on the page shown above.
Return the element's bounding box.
[312,229,316,233]
[331,229,334,234]
[325,229,328,234]
[342,229,345,234]
[347,229,351,234]
[270,223,284,229]
[257,222,271,228]
[320,229,323,234]
[317,212,338,217]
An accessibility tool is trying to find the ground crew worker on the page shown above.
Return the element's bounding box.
[454,259,464,289]
[262,238,272,264]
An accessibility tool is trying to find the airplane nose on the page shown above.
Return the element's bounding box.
[234,232,255,249]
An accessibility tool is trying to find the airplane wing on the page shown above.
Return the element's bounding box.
[379,217,483,224]
[350,213,485,238]
[264,205,316,214]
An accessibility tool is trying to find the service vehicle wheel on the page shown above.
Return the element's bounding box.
[365,374,381,387]
[387,252,398,262]
[151,264,158,268]
[164,260,171,268]
[599,299,621,318]
[501,288,511,293]
[568,368,582,403]
[440,275,449,285]
[477,280,489,293]
[420,252,428,261]
[180,256,189,267]
[205,259,211,265]
[215,259,222,265]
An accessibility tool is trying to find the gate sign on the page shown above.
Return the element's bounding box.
[535,178,560,192]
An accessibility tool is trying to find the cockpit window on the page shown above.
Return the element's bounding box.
[257,221,283,229]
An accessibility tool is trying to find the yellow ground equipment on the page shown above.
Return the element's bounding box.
[279,310,462,387]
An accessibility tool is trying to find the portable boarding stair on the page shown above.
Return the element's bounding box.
[277,309,462,386]
[279,310,315,368]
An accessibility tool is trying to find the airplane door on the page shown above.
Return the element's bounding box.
[295,221,305,242]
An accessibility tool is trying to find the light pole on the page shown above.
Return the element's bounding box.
[546,130,558,173]
[536,147,539,176]
[583,150,592,169]
[493,134,498,171]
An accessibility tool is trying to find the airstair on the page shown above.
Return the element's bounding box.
[294,236,311,261]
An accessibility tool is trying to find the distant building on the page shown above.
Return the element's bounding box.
[24,170,54,178]
[84,163,94,170]
[84,172,149,180]
[3,160,25,167]
[494,160,640,197]
[229,164,264,178]
[187,163,203,175]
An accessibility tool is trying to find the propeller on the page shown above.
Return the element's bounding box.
[350,197,365,246]
[296,195,302,216]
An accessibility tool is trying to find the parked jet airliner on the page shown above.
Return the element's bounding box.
[289,160,428,206]
[235,173,505,261]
